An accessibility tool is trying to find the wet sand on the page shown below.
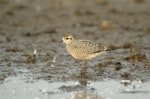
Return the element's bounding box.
[0,0,150,99]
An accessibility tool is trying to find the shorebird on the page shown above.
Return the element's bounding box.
[62,33,106,76]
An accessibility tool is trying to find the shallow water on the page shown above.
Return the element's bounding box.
[0,72,150,99]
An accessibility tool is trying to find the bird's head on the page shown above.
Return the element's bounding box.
[62,33,74,44]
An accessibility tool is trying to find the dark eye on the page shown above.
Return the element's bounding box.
[66,38,69,40]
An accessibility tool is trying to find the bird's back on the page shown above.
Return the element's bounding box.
[66,39,106,60]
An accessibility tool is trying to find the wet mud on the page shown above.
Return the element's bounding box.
[0,0,150,99]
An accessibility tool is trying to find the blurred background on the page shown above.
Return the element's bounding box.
[1,0,150,44]
[0,0,150,99]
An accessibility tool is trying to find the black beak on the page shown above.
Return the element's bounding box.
[58,40,63,43]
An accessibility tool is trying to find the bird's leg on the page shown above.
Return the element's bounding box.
[78,60,88,78]
[81,60,87,73]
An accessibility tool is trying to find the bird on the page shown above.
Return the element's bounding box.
[62,33,106,76]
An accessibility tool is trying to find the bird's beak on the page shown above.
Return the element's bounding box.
[58,40,63,43]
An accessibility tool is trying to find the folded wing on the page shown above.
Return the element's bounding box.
[73,40,106,54]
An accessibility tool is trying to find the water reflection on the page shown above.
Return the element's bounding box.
[0,75,150,99]
[66,91,103,99]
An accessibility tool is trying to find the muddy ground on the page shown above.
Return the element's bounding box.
[0,0,150,99]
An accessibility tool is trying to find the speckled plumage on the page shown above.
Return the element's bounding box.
[62,33,106,60]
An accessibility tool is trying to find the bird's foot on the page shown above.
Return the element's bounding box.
[76,71,86,78]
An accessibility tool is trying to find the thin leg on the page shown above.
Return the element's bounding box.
[77,60,88,78]
[81,60,87,73]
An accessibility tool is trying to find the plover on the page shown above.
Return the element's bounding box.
[62,33,106,75]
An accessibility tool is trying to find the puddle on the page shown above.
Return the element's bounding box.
[0,75,150,99]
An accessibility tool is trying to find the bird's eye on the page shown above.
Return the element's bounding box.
[66,38,69,40]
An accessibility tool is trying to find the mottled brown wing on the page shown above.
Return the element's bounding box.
[73,40,104,54]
